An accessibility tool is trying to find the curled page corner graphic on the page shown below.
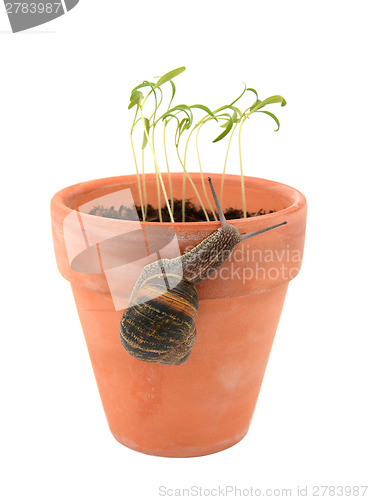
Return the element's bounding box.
[4,0,80,33]
[64,0,79,11]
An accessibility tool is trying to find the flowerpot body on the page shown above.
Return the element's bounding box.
[51,173,307,457]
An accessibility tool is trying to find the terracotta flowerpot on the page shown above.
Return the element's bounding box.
[51,173,307,457]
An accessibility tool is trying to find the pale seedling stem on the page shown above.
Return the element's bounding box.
[194,121,217,221]
[163,121,174,214]
[220,123,239,209]
[150,90,162,222]
[177,122,211,222]
[139,105,174,223]
[130,106,145,220]
[141,149,147,219]
[238,114,250,218]
[182,170,186,223]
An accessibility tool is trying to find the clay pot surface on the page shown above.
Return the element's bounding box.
[51,173,307,457]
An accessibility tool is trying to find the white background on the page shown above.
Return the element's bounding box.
[1,1,368,499]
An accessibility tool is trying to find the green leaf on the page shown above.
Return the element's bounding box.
[250,95,287,113]
[142,117,150,149]
[263,95,287,106]
[246,87,259,109]
[216,113,232,127]
[256,110,281,131]
[128,91,143,109]
[130,81,158,111]
[230,83,247,106]
[170,104,191,111]
[249,99,262,112]
[232,109,239,123]
[217,110,238,127]
[214,104,242,117]
[176,118,189,146]
[162,113,180,124]
[246,87,258,100]
[232,106,242,118]
[168,80,176,109]
[155,85,164,108]
[162,105,190,117]
[161,105,193,128]
[154,67,186,88]
[213,118,233,142]
[190,104,217,120]
[131,81,153,93]
[220,115,232,128]
[179,117,192,138]
[178,118,187,133]
[130,89,140,101]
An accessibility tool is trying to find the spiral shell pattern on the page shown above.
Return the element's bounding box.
[119,274,199,365]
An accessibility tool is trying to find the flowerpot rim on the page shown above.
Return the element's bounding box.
[51,172,306,229]
[51,172,307,303]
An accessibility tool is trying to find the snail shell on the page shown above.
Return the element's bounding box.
[119,273,198,365]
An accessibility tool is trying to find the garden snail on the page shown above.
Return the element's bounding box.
[119,177,287,366]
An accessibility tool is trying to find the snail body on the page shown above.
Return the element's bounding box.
[119,178,286,366]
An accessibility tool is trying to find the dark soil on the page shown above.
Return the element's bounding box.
[88,199,276,222]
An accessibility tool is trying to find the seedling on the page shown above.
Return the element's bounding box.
[128,67,286,222]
